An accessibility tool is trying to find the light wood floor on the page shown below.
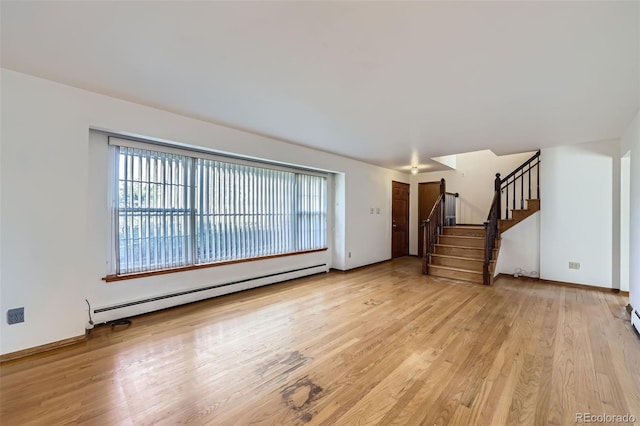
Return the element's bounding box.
[2,258,639,425]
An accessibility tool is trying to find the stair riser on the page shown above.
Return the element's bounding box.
[499,220,515,233]
[435,245,484,259]
[442,228,485,237]
[511,209,531,221]
[430,256,484,272]
[428,266,483,284]
[438,235,485,248]
[527,199,540,210]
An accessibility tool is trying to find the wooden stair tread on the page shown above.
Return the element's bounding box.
[435,244,483,249]
[440,235,485,240]
[428,265,482,274]
[430,254,495,263]
[442,226,486,237]
[428,263,484,283]
[434,244,496,255]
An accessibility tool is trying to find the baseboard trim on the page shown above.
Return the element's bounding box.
[330,258,392,273]
[1,334,87,363]
[95,264,327,315]
[495,273,629,296]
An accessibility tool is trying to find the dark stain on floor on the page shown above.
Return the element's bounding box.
[281,376,324,422]
[364,298,384,306]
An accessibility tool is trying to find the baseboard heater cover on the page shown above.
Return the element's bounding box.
[632,309,640,335]
[94,263,326,315]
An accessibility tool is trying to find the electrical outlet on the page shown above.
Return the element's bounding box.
[569,262,580,270]
[348,251,352,258]
[370,208,374,214]
[376,208,380,214]
[7,307,24,325]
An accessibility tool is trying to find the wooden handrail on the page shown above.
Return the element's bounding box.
[422,179,447,275]
[500,151,540,184]
[422,195,443,275]
[426,193,444,221]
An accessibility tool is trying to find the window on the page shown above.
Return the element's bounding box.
[110,138,327,277]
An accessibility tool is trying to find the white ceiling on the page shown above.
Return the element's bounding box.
[1,1,638,172]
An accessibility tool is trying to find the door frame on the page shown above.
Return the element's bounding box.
[391,181,410,258]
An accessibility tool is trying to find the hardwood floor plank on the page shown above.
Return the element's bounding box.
[1,258,639,425]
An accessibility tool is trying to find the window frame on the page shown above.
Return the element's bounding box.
[104,137,329,282]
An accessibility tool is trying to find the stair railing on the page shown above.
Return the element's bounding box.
[444,191,459,226]
[483,150,541,284]
[422,178,446,274]
[499,151,540,219]
[483,186,500,285]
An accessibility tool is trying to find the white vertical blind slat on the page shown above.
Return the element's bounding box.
[114,143,327,274]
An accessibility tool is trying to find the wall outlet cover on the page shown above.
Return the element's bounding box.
[7,307,24,325]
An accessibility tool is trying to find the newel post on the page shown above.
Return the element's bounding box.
[483,221,490,285]
[494,173,501,220]
[422,219,429,275]
[440,178,446,226]
[422,219,429,274]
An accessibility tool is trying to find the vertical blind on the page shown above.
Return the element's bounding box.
[113,143,327,275]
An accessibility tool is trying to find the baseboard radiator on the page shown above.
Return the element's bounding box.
[93,264,327,324]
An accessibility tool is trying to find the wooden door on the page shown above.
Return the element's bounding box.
[418,182,441,257]
[391,181,410,258]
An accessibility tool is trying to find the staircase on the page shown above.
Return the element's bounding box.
[499,199,540,233]
[422,151,541,285]
[427,225,496,284]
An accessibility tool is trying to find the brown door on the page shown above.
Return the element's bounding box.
[418,182,441,257]
[392,181,410,258]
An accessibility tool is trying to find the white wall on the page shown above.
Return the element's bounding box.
[408,150,535,255]
[332,173,347,270]
[621,153,630,293]
[495,212,540,278]
[0,69,408,355]
[539,140,620,288]
[621,111,639,313]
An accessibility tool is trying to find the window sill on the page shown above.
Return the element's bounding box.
[102,248,329,282]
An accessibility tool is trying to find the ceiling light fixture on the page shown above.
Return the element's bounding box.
[411,166,418,175]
